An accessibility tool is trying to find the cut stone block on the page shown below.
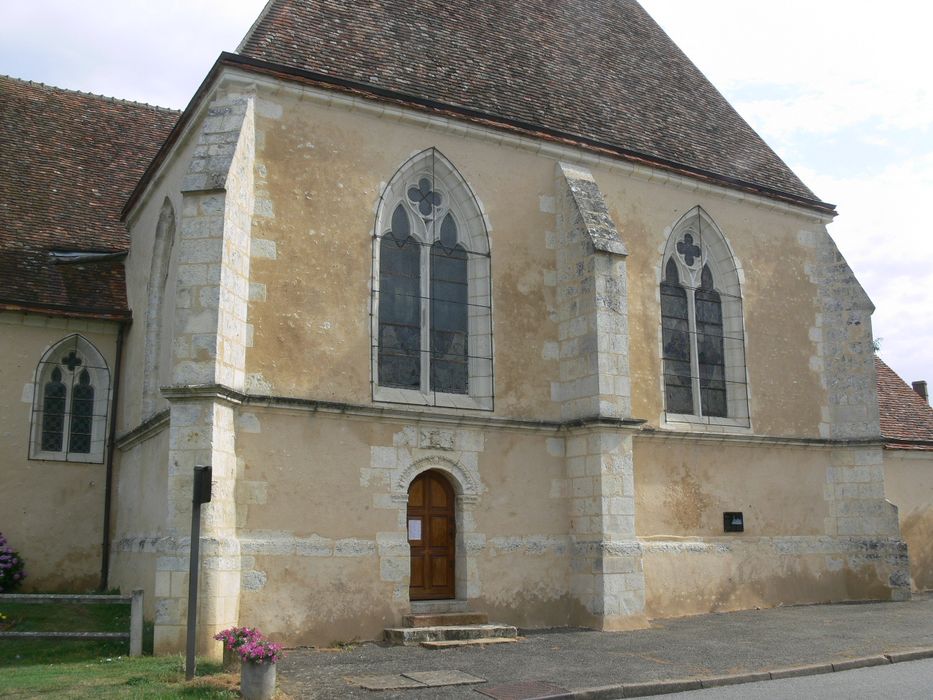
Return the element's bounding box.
[384,623,517,646]
[403,612,489,627]
[401,670,486,686]
[420,637,518,649]
[345,674,424,690]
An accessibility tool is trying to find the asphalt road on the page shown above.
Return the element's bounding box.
[651,657,933,699]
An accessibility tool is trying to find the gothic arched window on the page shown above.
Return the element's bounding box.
[660,208,748,425]
[373,149,493,410]
[30,335,111,462]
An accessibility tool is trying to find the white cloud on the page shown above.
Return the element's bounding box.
[643,0,933,383]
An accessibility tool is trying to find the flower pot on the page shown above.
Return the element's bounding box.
[240,659,276,700]
[223,647,241,672]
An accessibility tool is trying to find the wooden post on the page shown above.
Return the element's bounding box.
[129,589,143,657]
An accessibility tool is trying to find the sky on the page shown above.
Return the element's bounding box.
[1,1,930,387]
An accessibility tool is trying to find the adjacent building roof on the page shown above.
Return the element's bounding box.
[238,0,826,210]
[876,356,933,450]
[0,75,178,319]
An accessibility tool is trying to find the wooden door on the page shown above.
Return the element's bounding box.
[408,470,456,600]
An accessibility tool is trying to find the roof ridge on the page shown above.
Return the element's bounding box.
[0,73,181,115]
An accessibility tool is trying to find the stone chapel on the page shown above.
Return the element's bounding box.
[2,0,930,656]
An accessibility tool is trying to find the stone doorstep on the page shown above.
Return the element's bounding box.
[410,599,470,614]
[403,612,489,627]
[384,623,518,646]
[421,637,519,649]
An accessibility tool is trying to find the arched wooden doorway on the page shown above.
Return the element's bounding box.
[407,470,456,600]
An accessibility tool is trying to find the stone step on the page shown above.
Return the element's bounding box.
[421,637,518,649]
[384,624,518,646]
[403,612,489,628]
[410,599,470,614]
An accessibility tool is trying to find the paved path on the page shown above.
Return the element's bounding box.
[279,594,933,699]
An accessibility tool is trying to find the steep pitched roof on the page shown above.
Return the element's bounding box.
[876,356,933,450]
[238,0,825,210]
[0,75,179,319]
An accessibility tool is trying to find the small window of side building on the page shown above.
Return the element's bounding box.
[29,335,111,463]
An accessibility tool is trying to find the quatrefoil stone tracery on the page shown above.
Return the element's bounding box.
[676,232,702,267]
[407,177,442,217]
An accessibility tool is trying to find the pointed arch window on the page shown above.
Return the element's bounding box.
[373,149,493,410]
[660,208,748,426]
[30,335,111,462]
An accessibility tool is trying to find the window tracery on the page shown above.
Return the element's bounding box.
[30,335,111,462]
[660,207,748,425]
[372,148,492,410]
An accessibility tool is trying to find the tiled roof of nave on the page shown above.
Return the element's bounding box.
[239,0,820,205]
[876,356,933,449]
[0,75,179,317]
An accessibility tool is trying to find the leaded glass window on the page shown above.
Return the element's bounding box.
[378,205,421,389]
[41,367,67,451]
[30,335,111,462]
[659,207,748,425]
[661,259,693,414]
[372,148,493,409]
[69,369,95,454]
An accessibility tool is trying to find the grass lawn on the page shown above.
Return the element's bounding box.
[0,600,240,698]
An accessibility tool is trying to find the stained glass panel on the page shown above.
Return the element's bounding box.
[69,369,94,454]
[431,241,468,394]
[379,224,421,390]
[661,259,693,414]
[696,271,726,418]
[41,367,66,451]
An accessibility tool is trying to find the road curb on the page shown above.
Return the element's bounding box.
[570,646,933,698]
[885,647,933,664]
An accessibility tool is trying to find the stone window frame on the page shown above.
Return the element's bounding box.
[141,197,177,419]
[371,148,494,411]
[658,207,750,429]
[29,334,111,463]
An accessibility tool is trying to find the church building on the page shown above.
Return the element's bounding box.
[2,0,926,656]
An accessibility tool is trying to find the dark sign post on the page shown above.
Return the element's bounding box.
[185,465,212,681]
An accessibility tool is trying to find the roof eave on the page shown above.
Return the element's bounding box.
[123,51,838,220]
[0,300,132,322]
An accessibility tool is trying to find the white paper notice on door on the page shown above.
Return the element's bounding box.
[408,519,422,541]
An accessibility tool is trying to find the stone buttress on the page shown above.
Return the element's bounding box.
[154,90,255,655]
[804,230,911,600]
[555,162,647,630]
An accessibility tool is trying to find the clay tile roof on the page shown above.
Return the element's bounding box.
[0,75,179,319]
[875,356,933,450]
[239,0,822,207]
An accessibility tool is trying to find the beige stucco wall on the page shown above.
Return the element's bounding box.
[634,436,901,617]
[0,312,118,590]
[243,80,832,435]
[885,449,933,591]
[234,409,570,644]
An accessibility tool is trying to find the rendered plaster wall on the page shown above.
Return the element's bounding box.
[233,409,570,645]
[0,312,118,590]
[634,436,908,616]
[592,166,863,439]
[884,449,933,590]
[107,426,170,618]
[243,81,857,442]
[244,84,561,419]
